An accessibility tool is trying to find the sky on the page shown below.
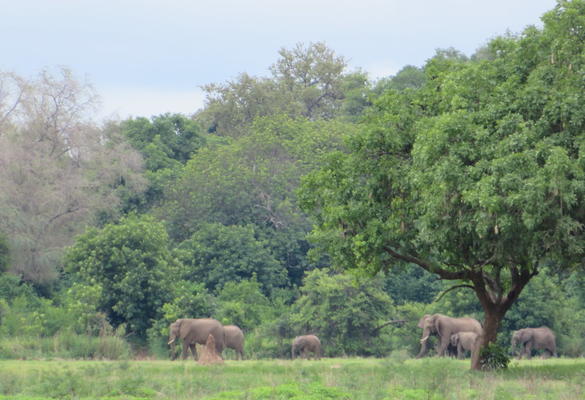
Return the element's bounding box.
[1,0,558,120]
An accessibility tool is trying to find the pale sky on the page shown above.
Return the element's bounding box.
[1,0,558,120]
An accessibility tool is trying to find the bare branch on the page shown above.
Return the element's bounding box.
[371,320,407,334]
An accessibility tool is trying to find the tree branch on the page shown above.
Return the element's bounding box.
[371,320,407,334]
[434,284,475,302]
[382,246,469,280]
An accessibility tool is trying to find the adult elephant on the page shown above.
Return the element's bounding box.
[450,332,479,359]
[511,326,557,359]
[417,314,483,358]
[223,325,245,360]
[291,335,321,360]
[168,318,225,360]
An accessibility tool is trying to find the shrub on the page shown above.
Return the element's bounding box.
[480,342,510,371]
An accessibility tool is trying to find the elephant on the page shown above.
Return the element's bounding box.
[511,326,557,359]
[450,332,479,359]
[291,335,321,360]
[223,325,245,360]
[168,318,225,360]
[417,314,483,358]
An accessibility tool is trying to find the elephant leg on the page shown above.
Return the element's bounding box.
[189,343,198,360]
[416,340,429,358]
[182,342,190,360]
[438,336,449,357]
[457,344,464,359]
[524,342,533,359]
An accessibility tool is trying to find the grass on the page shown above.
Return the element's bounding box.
[0,357,584,399]
[0,334,131,360]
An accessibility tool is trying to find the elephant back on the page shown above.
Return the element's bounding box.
[182,318,225,351]
[224,325,244,347]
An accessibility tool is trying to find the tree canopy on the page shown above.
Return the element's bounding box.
[300,0,585,369]
[65,215,176,337]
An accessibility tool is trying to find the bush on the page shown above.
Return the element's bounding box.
[480,342,510,371]
[289,269,396,357]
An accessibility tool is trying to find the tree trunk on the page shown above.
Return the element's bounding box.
[471,306,505,370]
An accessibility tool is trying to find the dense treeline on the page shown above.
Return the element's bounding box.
[1,1,585,362]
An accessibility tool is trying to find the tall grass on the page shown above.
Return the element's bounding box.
[0,358,584,400]
[0,332,131,360]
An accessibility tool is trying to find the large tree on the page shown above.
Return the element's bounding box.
[300,0,585,369]
[197,42,368,137]
[160,115,352,286]
[0,69,145,286]
[65,215,176,338]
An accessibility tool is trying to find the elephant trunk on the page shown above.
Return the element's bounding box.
[417,329,432,358]
[510,337,519,354]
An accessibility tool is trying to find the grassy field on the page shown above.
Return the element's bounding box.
[0,357,584,400]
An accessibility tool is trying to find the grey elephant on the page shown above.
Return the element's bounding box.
[223,325,245,360]
[168,318,225,360]
[450,332,479,359]
[417,314,483,358]
[291,334,321,360]
[511,326,557,359]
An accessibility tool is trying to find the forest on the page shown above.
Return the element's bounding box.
[2,0,585,371]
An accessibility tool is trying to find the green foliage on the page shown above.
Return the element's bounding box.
[480,342,511,371]
[0,274,35,303]
[118,113,206,211]
[161,114,351,289]
[289,269,395,356]
[299,2,585,363]
[374,65,426,93]
[383,266,442,304]
[65,215,177,338]
[121,113,206,170]
[176,223,287,295]
[215,279,274,331]
[198,42,366,138]
[0,293,71,338]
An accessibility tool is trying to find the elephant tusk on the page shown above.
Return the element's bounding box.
[168,339,175,345]
[420,335,430,343]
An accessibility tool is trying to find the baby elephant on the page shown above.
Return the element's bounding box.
[291,334,321,360]
[223,325,245,360]
[450,332,479,359]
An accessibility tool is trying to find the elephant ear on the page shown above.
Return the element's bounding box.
[173,319,184,335]
[430,315,441,334]
[418,315,430,329]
